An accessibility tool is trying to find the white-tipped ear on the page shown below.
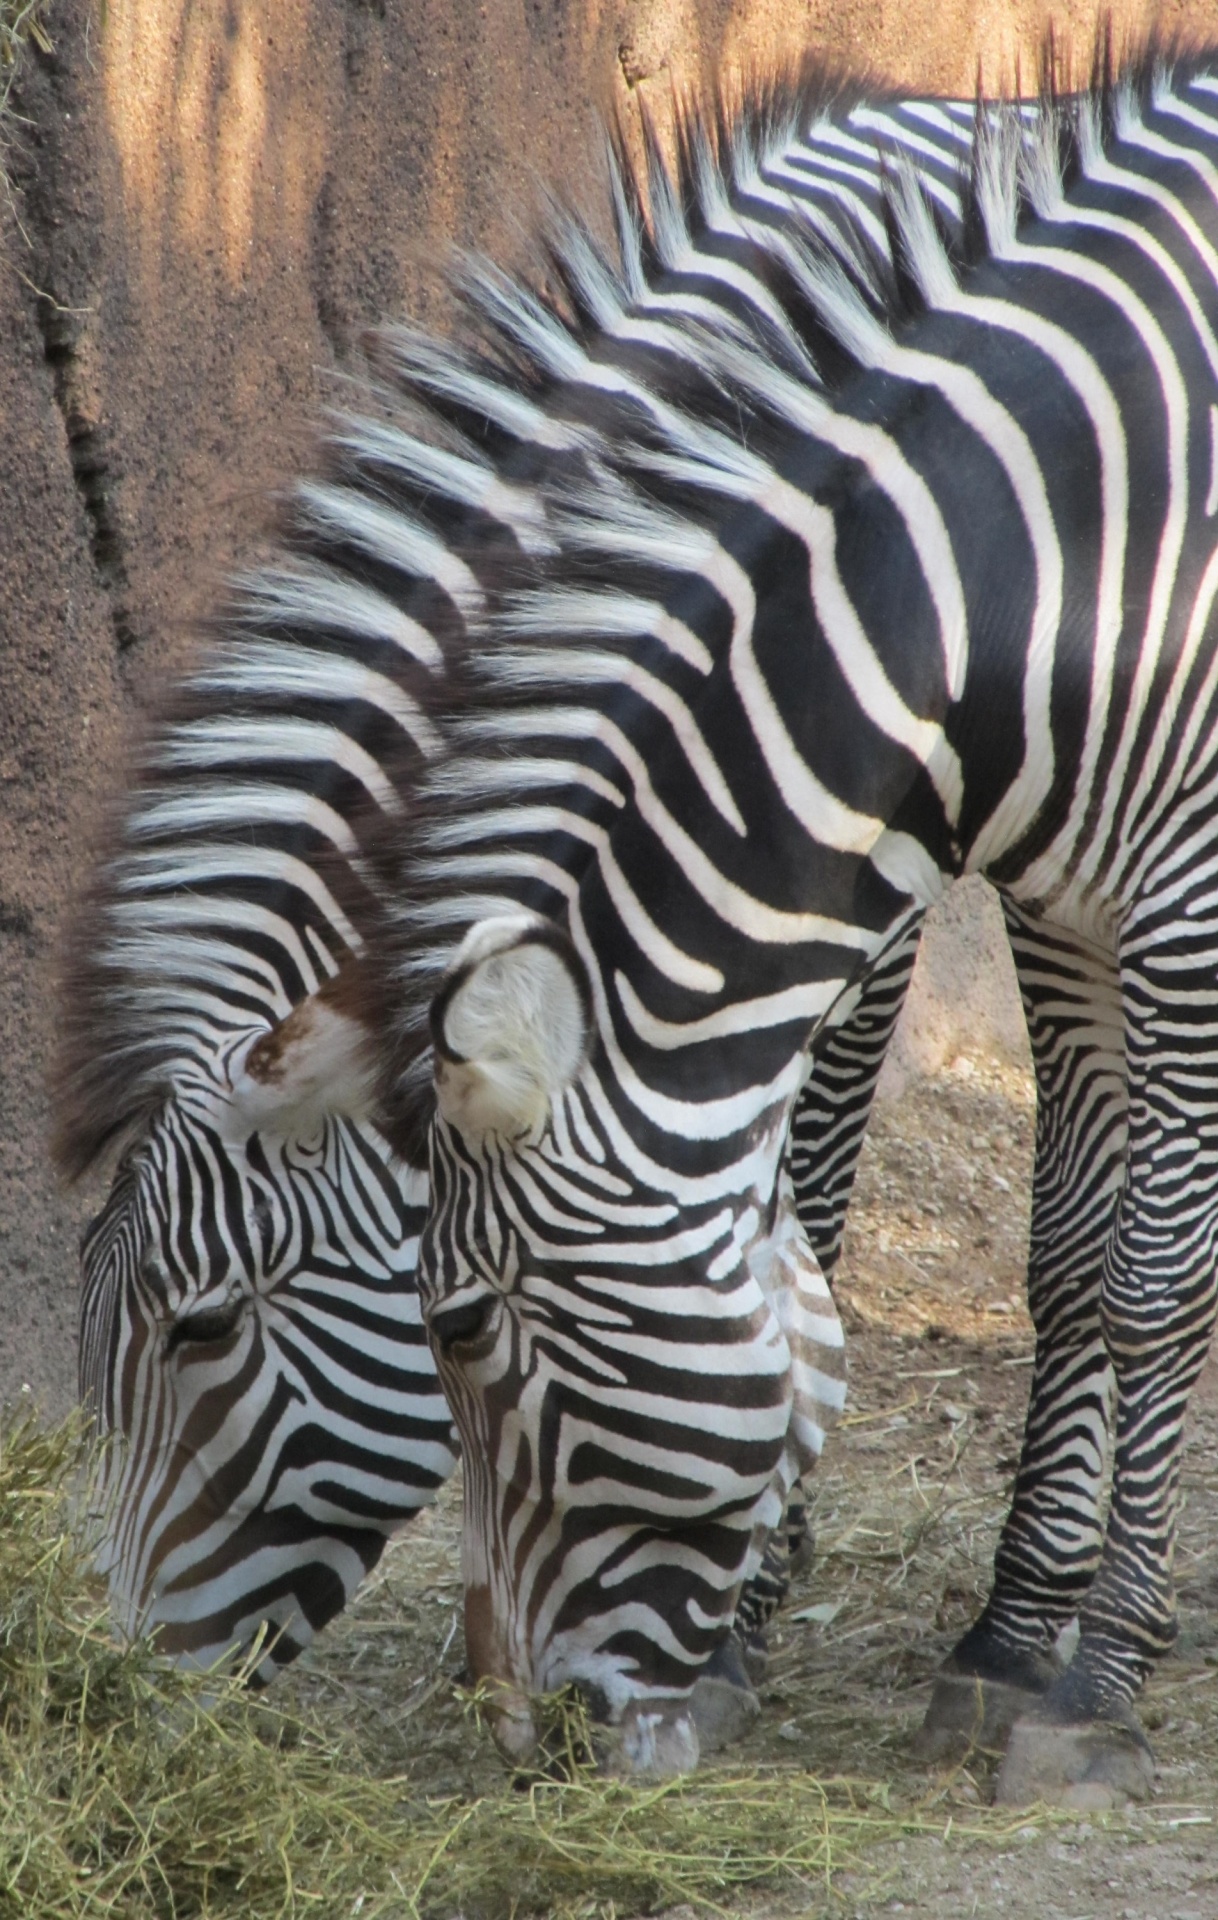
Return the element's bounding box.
[432,914,590,1141]
[223,973,377,1142]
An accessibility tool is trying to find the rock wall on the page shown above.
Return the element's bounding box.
[0,0,1204,1410]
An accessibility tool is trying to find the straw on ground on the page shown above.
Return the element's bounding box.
[0,1413,1055,1920]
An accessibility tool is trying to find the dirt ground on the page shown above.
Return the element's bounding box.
[280,1049,1218,1916]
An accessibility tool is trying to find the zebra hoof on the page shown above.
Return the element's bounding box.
[689,1638,761,1753]
[488,1691,541,1768]
[912,1672,1047,1765]
[994,1714,1155,1808]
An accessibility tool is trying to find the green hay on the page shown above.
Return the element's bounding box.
[0,1412,1054,1920]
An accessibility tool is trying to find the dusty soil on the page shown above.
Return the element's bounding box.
[281,1051,1218,1916]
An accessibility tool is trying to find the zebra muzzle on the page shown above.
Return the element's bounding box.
[479,1677,702,1778]
[593,1700,701,1778]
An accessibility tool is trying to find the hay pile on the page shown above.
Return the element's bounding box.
[0,1413,1048,1920]
[0,1415,406,1916]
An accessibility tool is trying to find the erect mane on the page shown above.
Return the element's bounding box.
[49,378,472,1182]
[342,31,1218,1164]
[53,30,1218,1178]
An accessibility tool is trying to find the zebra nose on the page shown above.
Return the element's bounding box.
[429,1294,496,1354]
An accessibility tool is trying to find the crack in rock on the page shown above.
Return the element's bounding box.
[35,297,136,651]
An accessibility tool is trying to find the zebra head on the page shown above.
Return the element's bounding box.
[413,914,844,1773]
[79,1003,455,1683]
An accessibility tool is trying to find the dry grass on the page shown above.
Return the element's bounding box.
[0,1400,1061,1920]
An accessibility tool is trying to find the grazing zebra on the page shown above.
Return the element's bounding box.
[273,43,1218,1804]
[55,84,971,1687]
[60,534,459,1678]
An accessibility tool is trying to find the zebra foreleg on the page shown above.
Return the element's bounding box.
[917,905,1125,1769]
[720,920,924,1695]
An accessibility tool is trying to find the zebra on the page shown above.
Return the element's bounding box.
[60,513,459,1679]
[259,40,1218,1804]
[53,80,978,1689]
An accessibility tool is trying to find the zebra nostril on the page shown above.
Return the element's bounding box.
[429,1295,496,1355]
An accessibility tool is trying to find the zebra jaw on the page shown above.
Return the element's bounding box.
[444,1185,843,1778]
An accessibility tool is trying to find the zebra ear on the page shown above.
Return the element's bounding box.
[223,970,377,1141]
[430,915,591,1141]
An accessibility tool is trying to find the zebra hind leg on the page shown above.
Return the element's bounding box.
[989,906,1218,1807]
[730,1481,813,1684]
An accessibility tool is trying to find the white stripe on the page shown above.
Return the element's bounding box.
[422,832,724,994]
[885,303,1114,877]
[1068,154,1218,381]
[756,471,962,812]
[712,541,890,856]
[333,416,551,554]
[240,563,444,669]
[158,717,400,812]
[297,484,484,617]
[194,644,441,757]
[847,105,966,201]
[126,785,357,851]
[114,846,357,948]
[486,648,745,831]
[503,588,713,674]
[1111,112,1218,284]
[1156,88,1218,208]
[818,114,961,216]
[614,971,844,1049]
[900,101,976,146]
[1013,213,1188,895]
[1118,539,1218,895]
[436,751,625,812]
[768,151,888,252]
[698,321,970,716]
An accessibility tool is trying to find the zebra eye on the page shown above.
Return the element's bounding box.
[429,1294,498,1357]
[165,1292,247,1354]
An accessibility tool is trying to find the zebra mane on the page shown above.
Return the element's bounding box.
[52,33,1212,1177]
[50,356,506,1181]
[346,34,1217,1163]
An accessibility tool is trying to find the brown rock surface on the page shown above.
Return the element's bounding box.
[1,0,1212,1412]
